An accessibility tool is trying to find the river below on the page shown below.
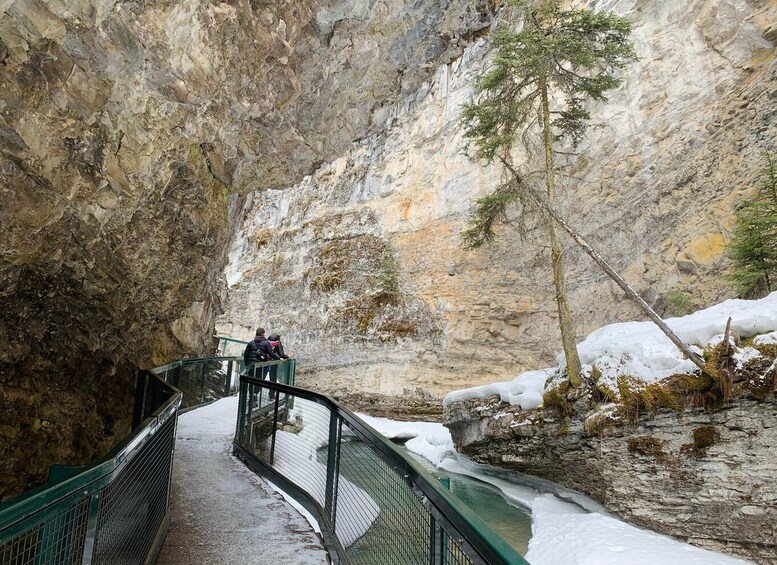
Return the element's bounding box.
[401,446,533,555]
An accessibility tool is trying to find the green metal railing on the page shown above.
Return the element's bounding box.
[0,346,287,565]
[233,375,528,565]
[151,356,244,410]
[0,371,181,565]
[1,348,520,565]
[216,336,249,359]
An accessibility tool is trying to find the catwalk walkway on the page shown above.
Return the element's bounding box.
[156,397,327,565]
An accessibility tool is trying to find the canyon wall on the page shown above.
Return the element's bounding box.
[218,0,777,400]
[444,393,777,562]
[0,0,492,499]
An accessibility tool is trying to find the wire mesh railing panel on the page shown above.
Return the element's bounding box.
[0,497,89,565]
[160,358,240,409]
[334,430,432,565]
[91,415,175,564]
[238,384,331,509]
[233,375,528,565]
[445,535,476,565]
[244,359,294,387]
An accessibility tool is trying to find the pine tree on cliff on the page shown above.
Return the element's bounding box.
[461,0,706,382]
[727,154,777,298]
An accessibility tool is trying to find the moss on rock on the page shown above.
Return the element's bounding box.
[627,435,668,461]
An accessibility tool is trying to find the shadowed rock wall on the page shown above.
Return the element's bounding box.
[0,0,493,499]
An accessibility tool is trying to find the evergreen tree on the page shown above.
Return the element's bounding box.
[727,155,777,298]
[461,0,637,387]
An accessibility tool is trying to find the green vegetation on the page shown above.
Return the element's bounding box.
[461,0,637,388]
[727,154,777,298]
[666,291,697,317]
[542,380,573,418]
[378,243,400,301]
[686,426,720,458]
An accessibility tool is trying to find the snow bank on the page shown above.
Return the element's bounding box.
[444,292,777,407]
[570,291,777,382]
[364,414,753,565]
[526,494,750,565]
[442,369,550,408]
[358,414,456,465]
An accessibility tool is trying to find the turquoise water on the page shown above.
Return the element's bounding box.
[402,448,532,556]
[316,440,532,559]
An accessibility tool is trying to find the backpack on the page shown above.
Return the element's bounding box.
[244,338,269,366]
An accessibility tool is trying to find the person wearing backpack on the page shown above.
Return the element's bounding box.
[243,327,279,378]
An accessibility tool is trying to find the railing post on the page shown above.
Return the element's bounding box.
[269,390,280,465]
[80,492,101,565]
[323,412,341,529]
[199,362,206,403]
[132,371,147,429]
[225,360,233,397]
[236,379,247,444]
[246,383,254,446]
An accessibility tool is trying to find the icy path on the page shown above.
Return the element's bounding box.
[156,397,328,565]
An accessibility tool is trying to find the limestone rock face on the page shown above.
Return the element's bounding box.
[443,395,777,562]
[218,0,777,398]
[0,0,492,499]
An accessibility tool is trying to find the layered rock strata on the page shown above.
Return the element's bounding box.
[218,0,777,401]
[0,0,492,499]
[444,394,777,562]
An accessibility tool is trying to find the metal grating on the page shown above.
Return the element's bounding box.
[0,498,89,565]
[92,416,176,564]
[445,534,474,565]
[234,376,527,565]
[337,433,432,565]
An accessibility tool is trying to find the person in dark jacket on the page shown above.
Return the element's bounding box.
[243,327,279,377]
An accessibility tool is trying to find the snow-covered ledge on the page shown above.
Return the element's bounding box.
[443,292,777,563]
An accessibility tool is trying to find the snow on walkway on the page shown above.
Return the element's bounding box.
[156,397,328,565]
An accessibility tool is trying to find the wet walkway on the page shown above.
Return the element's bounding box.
[157,397,328,565]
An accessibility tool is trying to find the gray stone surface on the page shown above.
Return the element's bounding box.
[157,398,327,565]
[217,0,777,402]
[444,395,777,563]
[0,0,492,499]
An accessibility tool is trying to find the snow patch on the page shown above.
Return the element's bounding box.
[445,292,777,407]
[733,347,762,369]
[754,330,777,345]
[365,414,753,565]
[442,369,552,408]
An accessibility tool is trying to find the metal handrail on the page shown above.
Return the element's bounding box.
[234,375,527,565]
[215,336,249,344]
[0,372,182,564]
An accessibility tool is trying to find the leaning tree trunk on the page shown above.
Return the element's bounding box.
[498,156,706,372]
[540,77,583,387]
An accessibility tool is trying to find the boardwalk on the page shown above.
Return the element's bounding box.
[157,397,328,565]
